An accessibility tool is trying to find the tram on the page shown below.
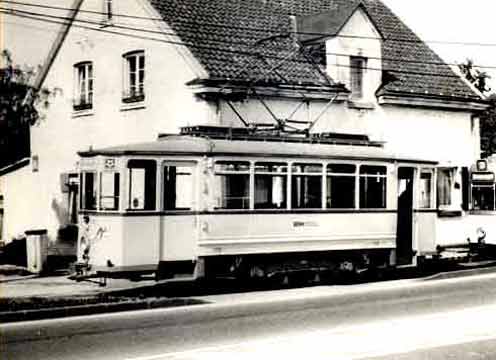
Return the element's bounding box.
[76,126,492,281]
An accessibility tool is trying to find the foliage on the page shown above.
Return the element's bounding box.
[458,59,496,158]
[0,50,56,169]
[479,94,496,158]
[458,58,491,94]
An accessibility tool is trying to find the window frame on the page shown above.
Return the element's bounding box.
[127,159,157,211]
[419,169,434,209]
[254,161,289,210]
[350,56,367,99]
[99,171,120,211]
[73,61,93,111]
[214,160,251,210]
[359,164,388,209]
[290,162,323,209]
[162,161,196,211]
[122,50,145,103]
[80,171,97,211]
[326,163,357,209]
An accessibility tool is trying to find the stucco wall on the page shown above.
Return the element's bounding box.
[218,97,477,164]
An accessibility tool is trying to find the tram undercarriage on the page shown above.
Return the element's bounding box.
[190,249,392,282]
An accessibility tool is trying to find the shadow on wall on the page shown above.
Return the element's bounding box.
[51,198,70,229]
[50,198,78,260]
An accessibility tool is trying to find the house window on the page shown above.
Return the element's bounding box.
[128,159,156,210]
[255,162,288,209]
[74,62,93,110]
[123,51,145,103]
[327,164,356,209]
[359,165,387,208]
[350,56,366,98]
[291,163,322,209]
[214,161,250,210]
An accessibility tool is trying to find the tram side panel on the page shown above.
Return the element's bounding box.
[197,212,397,256]
[122,215,161,267]
[414,212,437,254]
[159,214,198,261]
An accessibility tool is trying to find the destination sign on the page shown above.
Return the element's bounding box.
[471,172,495,182]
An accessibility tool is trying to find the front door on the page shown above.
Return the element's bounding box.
[396,167,415,265]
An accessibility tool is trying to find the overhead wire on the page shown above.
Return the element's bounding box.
[4,0,496,49]
[0,6,484,84]
[2,4,495,74]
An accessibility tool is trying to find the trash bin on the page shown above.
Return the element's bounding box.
[25,229,48,273]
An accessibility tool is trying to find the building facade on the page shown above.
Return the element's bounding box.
[0,0,488,256]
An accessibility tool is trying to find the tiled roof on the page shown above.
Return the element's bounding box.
[150,0,482,100]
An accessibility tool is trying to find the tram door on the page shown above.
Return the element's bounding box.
[396,167,415,265]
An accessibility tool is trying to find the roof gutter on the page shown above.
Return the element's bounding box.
[187,78,349,100]
[377,92,491,112]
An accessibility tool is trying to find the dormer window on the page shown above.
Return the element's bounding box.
[350,56,367,99]
[122,51,145,103]
[73,62,93,111]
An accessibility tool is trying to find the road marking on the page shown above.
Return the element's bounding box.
[123,304,496,360]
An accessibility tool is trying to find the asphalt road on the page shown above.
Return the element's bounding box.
[3,272,496,360]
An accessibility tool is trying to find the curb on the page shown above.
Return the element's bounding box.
[0,297,208,323]
[0,274,38,283]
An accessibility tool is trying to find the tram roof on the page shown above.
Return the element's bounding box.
[78,135,437,164]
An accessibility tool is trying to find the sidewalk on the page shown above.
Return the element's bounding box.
[2,265,496,323]
[0,274,156,298]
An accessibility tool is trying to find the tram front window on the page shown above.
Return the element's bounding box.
[80,172,97,210]
[215,161,250,210]
[291,163,322,209]
[327,164,356,208]
[359,165,387,208]
[100,172,120,210]
[128,159,156,210]
[163,164,194,210]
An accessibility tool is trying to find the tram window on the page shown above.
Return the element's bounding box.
[100,172,120,210]
[437,168,452,207]
[163,165,194,210]
[327,164,356,208]
[128,160,156,210]
[255,162,288,209]
[215,161,250,209]
[472,185,495,211]
[419,172,433,209]
[291,163,322,209]
[359,165,387,208]
[80,172,97,210]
